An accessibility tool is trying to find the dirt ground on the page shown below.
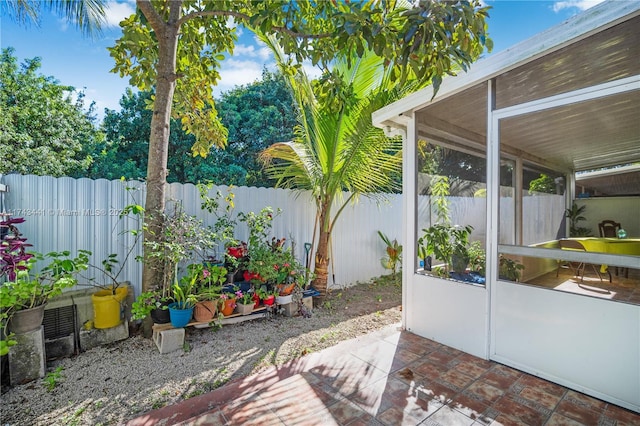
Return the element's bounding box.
[317,272,402,316]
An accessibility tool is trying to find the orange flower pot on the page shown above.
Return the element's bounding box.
[220,298,236,316]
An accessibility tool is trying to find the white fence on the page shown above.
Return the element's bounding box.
[1,175,403,296]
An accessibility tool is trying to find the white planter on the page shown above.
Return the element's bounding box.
[275,294,292,305]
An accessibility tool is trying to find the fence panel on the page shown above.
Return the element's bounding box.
[2,175,402,296]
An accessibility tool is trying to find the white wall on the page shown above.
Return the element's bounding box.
[407,274,488,358]
[491,281,640,412]
[577,197,640,237]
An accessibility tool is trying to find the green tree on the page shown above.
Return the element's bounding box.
[529,173,557,195]
[216,69,297,187]
[0,47,104,177]
[260,39,425,297]
[108,0,491,292]
[89,70,296,185]
[88,88,150,181]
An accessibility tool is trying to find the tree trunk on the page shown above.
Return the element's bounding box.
[312,199,331,297]
[140,3,181,293]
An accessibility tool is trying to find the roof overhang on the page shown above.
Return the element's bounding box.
[373,1,640,178]
[576,164,640,196]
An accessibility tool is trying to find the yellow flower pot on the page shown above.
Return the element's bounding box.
[91,285,128,329]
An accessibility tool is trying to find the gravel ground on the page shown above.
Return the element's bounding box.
[0,275,401,425]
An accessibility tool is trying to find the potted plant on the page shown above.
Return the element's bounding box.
[192,264,226,322]
[77,201,145,328]
[499,255,525,282]
[225,242,247,283]
[450,225,473,274]
[131,288,171,324]
[565,202,591,237]
[1,217,88,355]
[144,201,217,320]
[234,286,254,315]
[467,241,486,276]
[418,223,474,275]
[218,290,236,317]
[167,273,198,327]
[244,243,278,285]
[255,285,276,307]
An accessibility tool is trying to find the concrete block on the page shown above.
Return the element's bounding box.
[8,326,46,385]
[282,302,299,317]
[153,327,185,354]
[79,320,129,351]
[302,297,313,312]
[45,334,76,359]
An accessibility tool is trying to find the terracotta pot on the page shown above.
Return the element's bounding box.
[220,298,236,316]
[193,300,217,322]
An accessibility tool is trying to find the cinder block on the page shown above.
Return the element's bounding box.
[45,334,76,359]
[79,320,129,351]
[282,302,298,317]
[153,327,185,354]
[9,326,46,385]
[302,297,313,312]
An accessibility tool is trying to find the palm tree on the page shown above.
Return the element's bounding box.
[2,0,106,37]
[260,36,425,297]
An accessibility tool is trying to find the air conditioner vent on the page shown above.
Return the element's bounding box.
[43,305,76,339]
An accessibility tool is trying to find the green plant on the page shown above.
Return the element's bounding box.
[172,269,199,309]
[237,207,281,251]
[244,243,279,283]
[1,218,89,354]
[565,202,591,237]
[233,286,254,305]
[499,255,525,282]
[131,289,168,321]
[77,184,145,295]
[144,201,217,296]
[194,264,226,301]
[418,224,473,275]
[43,366,64,391]
[467,241,486,276]
[378,231,402,277]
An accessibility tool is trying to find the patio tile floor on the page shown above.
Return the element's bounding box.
[128,324,640,426]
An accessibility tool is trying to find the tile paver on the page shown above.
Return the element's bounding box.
[127,324,640,426]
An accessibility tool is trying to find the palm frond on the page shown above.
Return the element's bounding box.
[47,0,106,37]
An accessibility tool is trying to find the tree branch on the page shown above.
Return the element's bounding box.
[136,0,167,32]
[178,9,332,39]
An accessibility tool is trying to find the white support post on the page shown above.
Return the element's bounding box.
[401,116,416,331]
[515,157,523,246]
[486,79,499,360]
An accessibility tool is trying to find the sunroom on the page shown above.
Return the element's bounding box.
[373,1,639,413]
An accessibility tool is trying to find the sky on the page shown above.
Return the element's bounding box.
[0,0,608,123]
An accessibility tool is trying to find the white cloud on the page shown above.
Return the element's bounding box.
[552,0,606,12]
[301,62,324,80]
[252,36,273,61]
[213,58,266,96]
[232,42,274,62]
[104,0,136,27]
